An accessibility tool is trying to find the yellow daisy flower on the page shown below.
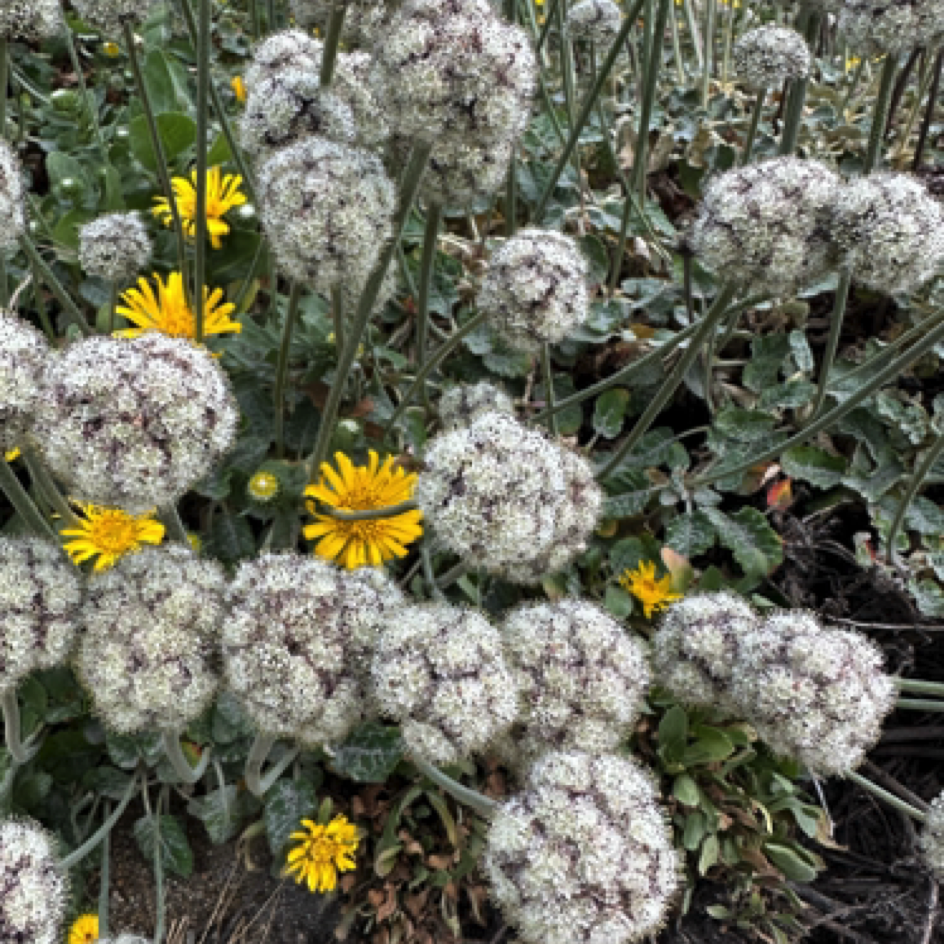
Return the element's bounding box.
[304,451,423,569]
[103,41,120,56]
[68,913,100,944]
[231,75,247,103]
[115,271,241,342]
[61,503,165,572]
[152,166,247,249]
[619,560,682,619]
[4,447,20,462]
[285,814,359,893]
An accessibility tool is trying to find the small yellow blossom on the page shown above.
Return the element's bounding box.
[62,503,165,572]
[187,532,203,553]
[103,41,120,56]
[286,814,359,893]
[248,470,280,502]
[116,271,241,342]
[619,560,681,618]
[304,451,423,569]
[68,914,100,944]
[4,447,20,462]
[231,75,247,103]
[152,166,247,249]
[846,56,861,72]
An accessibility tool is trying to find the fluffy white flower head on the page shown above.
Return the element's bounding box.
[0,311,50,451]
[371,601,518,765]
[0,0,61,40]
[565,0,622,43]
[732,27,810,90]
[838,0,944,56]
[79,213,151,282]
[439,381,514,430]
[71,0,155,33]
[288,0,400,46]
[920,791,944,880]
[0,141,25,251]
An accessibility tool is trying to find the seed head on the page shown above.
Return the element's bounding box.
[838,0,944,56]
[565,0,622,44]
[732,27,810,90]
[0,311,50,451]
[0,140,25,251]
[0,0,60,40]
[439,381,514,430]
[78,212,152,283]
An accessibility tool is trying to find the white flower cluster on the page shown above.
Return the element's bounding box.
[258,137,395,292]
[439,381,514,430]
[0,538,82,696]
[832,173,944,296]
[289,0,399,46]
[0,141,25,252]
[245,29,321,90]
[652,591,759,713]
[484,752,680,944]
[241,71,356,164]
[223,554,404,747]
[920,791,944,880]
[78,212,151,283]
[838,0,944,56]
[690,157,840,298]
[371,0,535,149]
[71,0,154,33]
[416,412,599,581]
[372,601,518,765]
[0,311,50,451]
[477,229,591,354]
[565,0,623,43]
[34,333,237,514]
[502,601,650,765]
[419,136,514,208]
[0,0,60,40]
[732,26,810,90]
[76,546,226,734]
[0,819,67,944]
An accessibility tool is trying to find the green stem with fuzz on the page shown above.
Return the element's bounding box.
[1,690,40,765]
[274,282,304,459]
[897,678,944,697]
[20,235,91,336]
[62,20,107,156]
[885,433,944,563]
[153,785,167,944]
[0,458,57,540]
[192,0,211,342]
[896,698,944,712]
[159,505,189,544]
[319,5,347,88]
[632,0,671,204]
[741,89,765,165]
[161,731,211,784]
[22,446,79,528]
[411,756,498,817]
[60,770,140,869]
[244,733,300,798]
[417,203,442,366]
[808,267,852,422]
[864,54,898,173]
[846,770,927,822]
[98,801,111,938]
[541,345,559,436]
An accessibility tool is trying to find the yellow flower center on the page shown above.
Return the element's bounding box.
[619,560,682,619]
[249,471,280,500]
[87,510,143,554]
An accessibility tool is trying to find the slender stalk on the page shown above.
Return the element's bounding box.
[779,12,820,155]
[846,770,927,823]
[274,282,304,459]
[0,458,57,540]
[20,236,91,335]
[436,560,470,591]
[864,54,898,174]
[701,0,716,108]
[244,733,300,797]
[896,698,944,713]
[741,89,765,165]
[417,203,441,365]
[319,4,347,87]
[98,801,111,939]
[885,433,944,563]
[317,501,418,522]
[159,505,189,544]
[670,5,685,85]
[411,756,498,817]
[914,49,943,170]
[505,153,518,237]
[62,18,106,156]
[60,771,140,869]
[0,33,7,319]
[808,267,852,422]
[598,284,738,479]
[193,0,211,343]
[1,690,40,765]
[107,282,118,334]
[897,678,944,696]
[560,7,584,197]
[153,785,167,944]
[536,0,562,55]
[632,0,672,203]
[161,731,211,784]
[29,256,54,340]
[21,446,80,528]
[885,46,921,136]
[307,142,433,483]
[681,0,704,71]
[541,345,559,436]
[421,542,445,601]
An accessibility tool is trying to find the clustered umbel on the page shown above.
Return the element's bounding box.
[371,601,518,765]
[565,0,623,44]
[652,591,759,713]
[258,137,395,293]
[477,229,591,354]
[484,752,681,944]
[0,141,25,251]
[34,333,237,514]
[0,818,67,944]
[732,26,811,90]
[71,0,155,33]
[288,0,401,46]
[689,157,840,298]
[438,381,514,430]
[0,538,82,697]
[78,213,152,283]
[245,29,321,90]
[838,0,944,56]
[502,601,650,767]
[241,71,355,164]
[920,791,944,880]
[831,173,944,297]
[0,0,60,40]
[76,546,226,734]
[371,0,536,149]
[0,311,50,451]
[416,412,598,581]
[419,137,514,208]
[224,555,404,747]
[731,610,896,776]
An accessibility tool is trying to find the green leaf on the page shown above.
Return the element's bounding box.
[714,406,777,442]
[698,834,720,876]
[207,131,232,166]
[781,446,846,489]
[143,49,178,114]
[133,814,194,878]
[101,165,125,212]
[743,334,791,393]
[604,584,633,618]
[665,511,716,558]
[206,512,255,564]
[763,842,818,883]
[188,785,259,845]
[47,152,90,196]
[51,209,95,252]
[703,506,783,577]
[602,469,652,518]
[331,723,405,783]
[593,388,630,439]
[657,705,688,766]
[264,779,318,855]
[129,112,196,172]
[758,379,816,411]
[578,233,610,285]
[672,773,700,807]
[682,726,735,766]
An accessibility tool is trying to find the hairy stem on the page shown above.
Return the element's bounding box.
[62,19,106,156]
[885,433,944,563]
[244,733,300,798]
[1,690,40,765]
[411,756,498,817]
[741,89,765,165]
[319,4,347,87]
[846,770,927,823]
[60,770,140,869]
[864,54,898,173]
[808,267,852,422]
[417,203,442,366]
[193,0,210,342]
[274,282,304,459]
[0,457,57,540]
[20,235,91,336]
[541,345,559,436]
[161,731,211,785]
[98,801,111,939]
[22,445,80,528]
[914,49,943,170]
[159,505,190,544]
[897,678,944,697]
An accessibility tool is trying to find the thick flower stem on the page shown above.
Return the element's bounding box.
[741,89,765,165]
[914,49,943,170]
[700,0,715,109]
[779,12,820,155]
[20,235,91,336]
[318,500,419,522]
[898,679,944,697]
[808,267,852,422]
[541,345,559,436]
[60,770,140,869]
[245,733,300,798]
[98,801,112,939]
[193,0,211,343]
[536,0,561,54]
[274,282,304,459]
[1,690,40,765]
[864,54,898,174]
[319,4,347,88]
[63,22,106,157]
[123,22,190,292]
[307,142,433,484]
[21,445,80,528]
[417,203,442,365]
[331,286,344,354]
[153,785,168,944]
[421,543,446,601]
[107,282,118,334]
[0,457,57,541]
[411,757,498,817]
[161,731,211,784]
[846,770,927,823]
[897,698,944,712]
[598,284,738,480]
[886,436,944,563]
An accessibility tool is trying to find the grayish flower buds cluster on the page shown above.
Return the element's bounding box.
[484,752,680,944]
[565,0,623,43]
[76,546,225,734]
[838,0,944,56]
[502,601,650,765]
[0,819,67,944]
[224,555,404,747]
[0,0,60,40]
[416,412,598,580]
[71,0,154,33]
[439,381,514,430]
[0,538,82,696]
[421,137,513,208]
[732,27,810,90]
[690,157,840,298]
[289,0,399,46]
[258,137,395,292]
[0,141,25,252]
[372,602,518,765]
[35,334,237,513]
[78,212,151,283]
[832,173,944,296]
[0,312,50,451]
[920,791,944,880]
[477,229,591,353]
[372,0,535,149]
[245,29,321,91]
